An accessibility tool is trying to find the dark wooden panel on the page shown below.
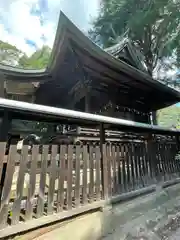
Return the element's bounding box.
[47,145,58,214]
[111,145,117,195]
[67,145,73,210]
[0,145,17,228]
[116,145,121,194]
[25,145,39,220]
[82,146,88,204]
[57,145,66,212]
[102,144,108,199]
[125,144,131,190]
[121,144,127,192]
[106,145,112,197]
[36,145,49,217]
[11,146,29,225]
[75,145,81,207]
[89,146,94,203]
[129,143,135,190]
[95,146,101,200]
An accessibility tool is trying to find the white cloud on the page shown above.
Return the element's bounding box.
[0,0,99,58]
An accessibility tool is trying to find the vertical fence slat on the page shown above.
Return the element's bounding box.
[95,146,101,200]
[82,145,88,204]
[171,143,176,175]
[36,145,48,218]
[0,145,17,229]
[47,145,57,214]
[140,143,146,184]
[141,142,148,184]
[175,137,180,175]
[57,145,66,212]
[75,145,80,207]
[125,144,131,190]
[111,145,117,195]
[25,145,39,220]
[155,143,160,180]
[121,144,127,192]
[173,142,179,175]
[116,145,121,194]
[67,145,73,210]
[129,143,135,190]
[147,138,154,181]
[134,143,139,186]
[167,142,171,176]
[11,145,29,225]
[89,145,94,202]
[137,143,144,186]
[0,143,7,197]
[161,143,167,180]
[102,144,108,199]
[107,145,112,197]
[158,143,164,180]
[164,144,169,179]
[166,143,172,177]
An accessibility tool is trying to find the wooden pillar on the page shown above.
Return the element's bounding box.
[0,74,5,98]
[85,87,91,113]
[31,95,36,103]
[151,111,157,125]
[0,111,12,142]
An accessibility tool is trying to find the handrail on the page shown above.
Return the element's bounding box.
[0,97,179,135]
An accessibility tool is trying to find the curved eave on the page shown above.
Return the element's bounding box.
[0,63,51,82]
[49,11,180,104]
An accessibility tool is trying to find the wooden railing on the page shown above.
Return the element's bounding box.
[0,99,180,238]
[0,133,180,233]
[0,144,103,229]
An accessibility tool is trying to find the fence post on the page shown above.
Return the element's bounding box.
[0,110,12,201]
[146,133,154,183]
[175,135,180,175]
[100,124,108,200]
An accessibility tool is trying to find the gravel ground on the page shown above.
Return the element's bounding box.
[158,214,180,240]
[102,185,180,240]
[169,228,180,240]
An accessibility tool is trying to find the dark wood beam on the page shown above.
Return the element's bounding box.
[90,85,148,112]
[83,64,150,92]
[74,47,151,91]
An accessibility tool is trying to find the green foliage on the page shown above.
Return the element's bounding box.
[90,0,180,76]
[0,40,23,65]
[18,46,51,70]
[157,105,180,128]
[0,40,51,69]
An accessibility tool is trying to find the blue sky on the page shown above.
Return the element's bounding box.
[0,0,99,56]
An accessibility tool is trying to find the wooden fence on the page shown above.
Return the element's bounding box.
[0,135,180,232]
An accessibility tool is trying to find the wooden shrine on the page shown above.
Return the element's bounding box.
[0,11,180,132]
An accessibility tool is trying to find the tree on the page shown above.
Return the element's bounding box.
[0,40,51,70]
[0,40,23,66]
[89,0,180,76]
[18,46,51,69]
[157,105,180,128]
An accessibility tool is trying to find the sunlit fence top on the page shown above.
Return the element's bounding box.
[0,98,179,136]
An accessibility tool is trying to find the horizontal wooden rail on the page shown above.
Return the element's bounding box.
[0,97,180,135]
